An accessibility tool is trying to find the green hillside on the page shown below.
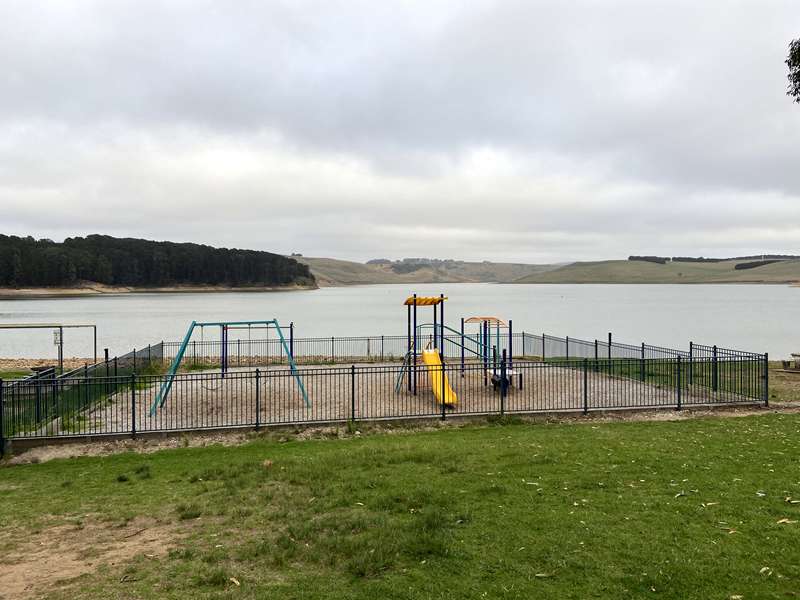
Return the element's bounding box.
[297,257,558,286]
[513,259,800,284]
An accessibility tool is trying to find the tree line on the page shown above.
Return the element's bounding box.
[629,255,799,265]
[0,235,314,288]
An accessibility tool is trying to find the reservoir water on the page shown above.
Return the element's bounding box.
[0,283,796,359]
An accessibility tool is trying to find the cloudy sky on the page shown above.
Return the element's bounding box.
[1,1,798,263]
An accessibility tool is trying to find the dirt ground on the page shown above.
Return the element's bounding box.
[71,361,758,437]
[0,516,181,599]
[768,365,800,403]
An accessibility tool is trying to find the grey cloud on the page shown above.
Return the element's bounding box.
[0,0,799,262]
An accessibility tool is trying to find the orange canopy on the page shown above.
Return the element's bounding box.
[403,296,447,306]
[464,316,508,326]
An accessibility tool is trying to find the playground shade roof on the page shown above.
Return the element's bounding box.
[403,296,447,306]
[464,316,508,326]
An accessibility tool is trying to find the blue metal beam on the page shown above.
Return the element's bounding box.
[149,318,309,416]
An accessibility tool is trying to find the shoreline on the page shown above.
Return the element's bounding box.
[0,281,797,299]
[505,280,800,285]
[0,283,318,300]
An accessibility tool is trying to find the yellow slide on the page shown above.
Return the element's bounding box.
[421,348,458,406]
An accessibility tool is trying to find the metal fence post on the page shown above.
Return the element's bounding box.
[35,373,42,424]
[332,337,335,362]
[688,342,694,387]
[522,331,526,357]
[712,345,719,392]
[500,349,507,415]
[640,343,645,382]
[565,335,570,361]
[594,340,599,372]
[350,365,356,422]
[104,348,109,396]
[130,373,136,438]
[583,359,588,414]
[381,335,384,362]
[255,368,261,429]
[508,320,513,373]
[676,356,682,411]
[441,359,447,421]
[608,332,612,361]
[542,333,546,361]
[763,353,769,407]
[0,378,5,457]
[290,322,294,358]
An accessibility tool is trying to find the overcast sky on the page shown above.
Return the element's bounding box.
[1,1,798,263]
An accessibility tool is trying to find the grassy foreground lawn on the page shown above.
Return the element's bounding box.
[1,414,800,599]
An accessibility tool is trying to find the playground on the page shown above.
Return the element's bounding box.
[3,295,767,438]
[1,293,768,443]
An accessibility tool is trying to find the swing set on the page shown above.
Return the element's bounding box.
[149,319,308,416]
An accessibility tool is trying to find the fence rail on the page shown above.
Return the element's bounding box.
[161,332,708,366]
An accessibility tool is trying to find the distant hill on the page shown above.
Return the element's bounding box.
[0,235,314,289]
[513,259,800,284]
[296,256,559,286]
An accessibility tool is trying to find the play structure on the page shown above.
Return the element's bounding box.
[393,294,519,407]
[464,316,518,391]
[150,319,308,415]
[395,295,457,406]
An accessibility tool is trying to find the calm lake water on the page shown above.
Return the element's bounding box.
[0,283,796,359]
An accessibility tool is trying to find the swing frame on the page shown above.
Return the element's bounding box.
[149,319,308,415]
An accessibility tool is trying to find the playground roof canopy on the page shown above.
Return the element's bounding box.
[464,316,508,326]
[403,296,447,306]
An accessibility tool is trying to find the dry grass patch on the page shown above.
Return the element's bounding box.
[0,516,181,599]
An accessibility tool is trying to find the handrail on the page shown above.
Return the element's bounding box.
[415,323,488,354]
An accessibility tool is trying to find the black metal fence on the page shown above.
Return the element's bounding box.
[1,343,163,441]
[2,347,767,447]
[161,331,702,367]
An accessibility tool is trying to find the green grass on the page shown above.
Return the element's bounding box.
[2,416,800,598]
[0,369,33,379]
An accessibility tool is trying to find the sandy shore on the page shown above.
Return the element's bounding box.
[0,282,317,299]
